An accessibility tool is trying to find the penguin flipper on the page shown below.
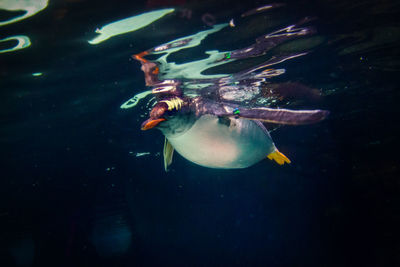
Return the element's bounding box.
[212,103,329,125]
[237,107,329,125]
[163,137,174,172]
[267,149,291,165]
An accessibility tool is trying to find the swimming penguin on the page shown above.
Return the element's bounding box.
[141,96,329,171]
[131,26,329,171]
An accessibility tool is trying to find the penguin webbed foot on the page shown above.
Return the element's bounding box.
[267,149,291,165]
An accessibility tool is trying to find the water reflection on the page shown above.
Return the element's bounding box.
[123,15,322,109]
[88,8,175,45]
[0,0,47,53]
[0,35,31,54]
[0,0,48,26]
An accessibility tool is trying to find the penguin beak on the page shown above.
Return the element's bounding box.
[141,118,166,130]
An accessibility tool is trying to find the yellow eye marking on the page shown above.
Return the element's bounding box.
[160,97,184,111]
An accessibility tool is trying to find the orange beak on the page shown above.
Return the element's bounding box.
[141,118,166,130]
[133,51,149,63]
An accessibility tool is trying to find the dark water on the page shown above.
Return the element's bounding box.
[1,0,399,266]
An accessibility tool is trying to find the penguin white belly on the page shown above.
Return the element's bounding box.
[166,115,276,169]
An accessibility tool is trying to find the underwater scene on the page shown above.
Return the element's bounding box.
[1,0,399,266]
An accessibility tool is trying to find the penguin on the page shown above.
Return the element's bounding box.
[141,96,329,171]
[130,28,329,171]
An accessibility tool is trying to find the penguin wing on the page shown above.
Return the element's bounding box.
[163,137,174,172]
[233,107,329,125]
[195,99,329,125]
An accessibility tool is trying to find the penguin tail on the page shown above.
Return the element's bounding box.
[267,149,291,165]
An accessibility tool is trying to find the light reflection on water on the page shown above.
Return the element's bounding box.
[122,7,325,117]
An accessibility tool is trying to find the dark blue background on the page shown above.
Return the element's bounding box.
[1,0,399,266]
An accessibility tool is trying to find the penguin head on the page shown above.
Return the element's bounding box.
[141,97,187,130]
[141,102,168,130]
